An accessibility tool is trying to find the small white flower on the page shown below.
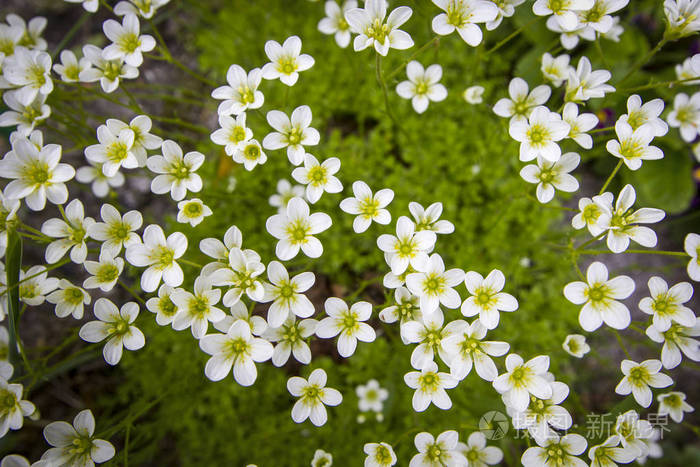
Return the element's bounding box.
[401,309,465,369]
[509,105,570,162]
[563,261,635,331]
[461,269,518,329]
[75,160,125,198]
[668,92,700,142]
[521,433,587,467]
[646,321,700,369]
[42,410,115,466]
[83,250,124,292]
[406,253,464,315]
[598,184,665,253]
[404,361,458,412]
[379,218,436,275]
[493,353,552,412]
[657,391,694,423]
[46,279,91,319]
[2,47,52,106]
[263,106,320,165]
[316,298,376,357]
[509,379,573,445]
[541,52,573,87]
[546,16,585,50]
[79,44,139,93]
[487,0,526,30]
[0,138,74,211]
[311,450,333,467]
[565,56,615,102]
[665,0,700,38]
[171,277,225,338]
[613,410,654,457]
[318,1,357,48]
[125,224,187,292]
[261,35,315,86]
[606,121,663,171]
[266,197,332,260]
[40,199,94,264]
[615,359,673,408]
[441,319,510,381]
[232,139,267,171]
[146,284,179,326]
[209,247,266,307]
[345,0,414,55]
[562,334,590,358]
[571,192,613,236]
[579,0,630,34]
[463,85,484,104]
[147,140,204,201]
[79,299,145,365]
[0,92,50,137]
[685,233,700,281]
[269,179,305,213]
[102,13,155,67]
[292,154,343,203]
[84,124,137,177]
[18,266,58,306]
[493,77,551,120]
[6,14,47,51]
[676,54,700,84]
[587,435,637,467]
[0,376,35,438]
[562,102,598,149]
[639,276,695,332]
[105,115,162,166]
[287,368,343,426]
[210,113,252,156]
[88,203,142,257]
[114,0,171,19]
[619,95,668,137]
[356,379,389,413]
[263,315,318,366]
[431,0,498,46]
[340,181,393,233]
[396,61,447,114]
[260,260,315,327]
[379,287,422,329]
[520,152,580,204]
[459,431,503,467]
[199,225,257,278]
[409,430,466,466]
[409,201,454,234]
[211,65,264,115]
[177,198,212,227]
[64,0,99,13]
[533,0,593,31]
[199,320,272,385]
[364,442,397,467]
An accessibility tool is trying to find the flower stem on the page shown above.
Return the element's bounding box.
[485,16,540,56]
[618,38,668,85]
[598,160,623,195]
[376,53,398,127]
[119,279,146,306]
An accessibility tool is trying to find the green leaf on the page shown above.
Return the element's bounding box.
[5,229,22,373]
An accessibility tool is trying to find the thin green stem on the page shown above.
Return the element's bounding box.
[51,12,90,60]
[118,279,146,306]
[618,38,668,85]
[485,16,540,56]
[576,232,606,251]
[612,329,631,359]
[376,53,398,127]
[598,160,624,195]
[179,258,204,268]
[386,36,439,81]
[3,258,71,293]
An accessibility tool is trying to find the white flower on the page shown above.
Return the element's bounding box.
[379,287,422,329]
[541,52,573,87]
[2,47,52,106]
[211,65,264,115]
[685,233,700,281]
[615,359,673,408]
[571,192,613,236]
[345,0,414,55]
[0,23,22,59]
[0,194,18,259]
[587,436,637,467]
[377,218,437,275]
[263,106,320,165]
[431,0,498,46]
[269,179,304,213]
[266,197,332,260]
[64,0,99,13]
[339,181,393,233]
[76,160,125,198]
[88,204,142,257]
[493,354,552,412]
[40,199,94,264]
[406,253,464,315]
[404,361,458,412]
[563,261,634,331]
[105,115,162,166]
[409,201,454,234]
[639,277,695,332]
[46,279,91,320]
[102,13,155,67]
[6,14,47,51]
[260,261,315,327]
[509,379,573,444]
[316,298,376,357]
[676,54,700,84]
[42,410,115,466]
[487,0,526,30]
[619,95,668,137]
[546,16,585,50]
[356,379,389,413]
[147,140,204,201]
[79,44,139,93]
[520,152,580,204]
[263,315,317,366]
[657,391,694,423]
[292,154,343,203]
[396,61,447,114]
[598,184,665,253]
[533,0,593,31]
[0,92,50,136]
[606,121,663,171]
[171,277,225,338]
[199,320,272,385]
[84,124,137,177]
[646,321,700,369]
[613,410,653,457]
[668,92,700,142]
[665,0,700,38]
[578,0,630,34]
[210,113,252,156]
[177,198,212,227]
[311,450,333,467]
[0,376,34,437]
[319,1,357,48]
[493,77,551,120]
[461,269,518,329]
[114,0,171,18]
[509,105,570,162]
[463,85,484,104]
[562,334,590,358]
[83,250,124,292]
[364,442,396,467]
[441,319,509,381]
[565,56,615,102]
[562,102,598,149]
[209,247,266,307]
[459,431,503,467]
[409,430,466,467]
[521,433,587,467]
[199,225,257,278]
[232,139,267,171]
[261,35,315,86]
[79,299,145,365]
[125,224,187,292]
[0,138,73,211]
[146,284,179,326]
[402,309,465,369]
[19,266,58,306]
[287,368,342,426]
